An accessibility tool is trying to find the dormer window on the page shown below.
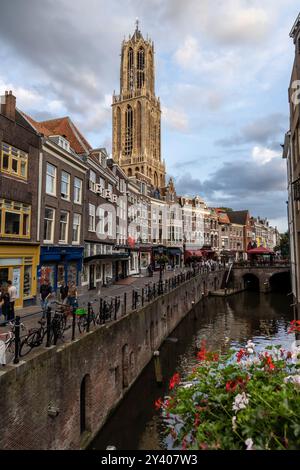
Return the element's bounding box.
[49,135,70,152]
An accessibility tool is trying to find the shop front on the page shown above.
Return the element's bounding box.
[0,244,40,308]
[167,247,183,268]
[39,246,83,292]
[138,246,152,273]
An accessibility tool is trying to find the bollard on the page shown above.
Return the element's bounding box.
[100,298,103,323]
[142,288,144,306]
[46,306,52,347]
[132,290,135,310]
[87,302,91,333]
[123,292,127,315]
[13,316,20,364]
[114,297,118,321]
[71,306,76,341]
[153,350,163,384]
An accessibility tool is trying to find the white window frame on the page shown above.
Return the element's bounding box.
[74,177,82,204]
[72,213,81,244]
[44,207,55,243]
[46,163,57,196]
[59,210,69,243]
[89,203,96,232]
[61,171,70,200]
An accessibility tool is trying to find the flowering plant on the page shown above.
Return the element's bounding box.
[156,334,300,450]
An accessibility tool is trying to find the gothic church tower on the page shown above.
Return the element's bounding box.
[112,21,166,189]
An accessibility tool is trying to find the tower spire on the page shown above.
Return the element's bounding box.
[135,17,139,32]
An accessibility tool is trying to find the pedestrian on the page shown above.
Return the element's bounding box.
[0,286,10,323]
[60,283,69,304]
[7,280,17,321]
[67,282,78,309]
[40,279,53,319]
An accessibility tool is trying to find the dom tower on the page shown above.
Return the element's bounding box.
[112,21,166,189]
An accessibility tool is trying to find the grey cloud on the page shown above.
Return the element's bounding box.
[216,113,287,148]
[174,156,287,221]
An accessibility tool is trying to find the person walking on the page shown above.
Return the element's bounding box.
[40,279,52,319]
[60,283,69,304]
[67,282,78,309]
[0,286,11,323]
[7,281,17,321]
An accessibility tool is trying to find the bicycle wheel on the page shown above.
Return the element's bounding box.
[78,316,87,334]
[19,337,32,357]
[5,339,15,364]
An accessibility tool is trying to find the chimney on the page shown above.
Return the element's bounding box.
[0,90,16,121]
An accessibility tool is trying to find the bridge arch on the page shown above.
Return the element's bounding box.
[269,271,291,293]
[243,273,260,291]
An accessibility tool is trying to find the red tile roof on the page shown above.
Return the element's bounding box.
[20,112,92,154]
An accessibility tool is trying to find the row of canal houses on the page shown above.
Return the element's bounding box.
[0,91,279,308]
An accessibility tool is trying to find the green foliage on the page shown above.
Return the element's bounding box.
[158,343,300,450]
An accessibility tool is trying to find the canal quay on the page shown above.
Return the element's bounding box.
[90,288,294,450]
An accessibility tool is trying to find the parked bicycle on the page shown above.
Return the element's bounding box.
[76,301,97,334]
[0,321,26,364]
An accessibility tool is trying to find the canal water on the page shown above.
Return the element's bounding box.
[90,291,294,450]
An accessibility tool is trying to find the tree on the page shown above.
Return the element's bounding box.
[274,232,289,258]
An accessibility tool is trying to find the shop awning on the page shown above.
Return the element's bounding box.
[247,246,274,255]
[185,250,203,258]
[168,248,183,256]
[84,253,130,262]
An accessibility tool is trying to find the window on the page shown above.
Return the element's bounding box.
[89,204,96,232]
[99,177,105,190]
[61,171,70,200]
[74,177,82,204]
[107,211,113,236]
[108,183,113,195]
[72,213,81,244]
[1,142,28,180]
[0,200,31,238]
[125,105,133,156]
[46,163,57,195]
[89,170,96,191]
[59,211,69,243]
[97,207,105,235]
[44,207,55,242]
[23,265,32,297]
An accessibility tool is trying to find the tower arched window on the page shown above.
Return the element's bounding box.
[125,105,133,156]
[127,47,134,92]
[136,101,142,153]
[116,107,121,154]
[137,48,145,89]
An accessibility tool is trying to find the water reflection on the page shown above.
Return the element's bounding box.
[90,292,293,451]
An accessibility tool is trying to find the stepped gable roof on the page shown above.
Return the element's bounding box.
[20,112,92,154]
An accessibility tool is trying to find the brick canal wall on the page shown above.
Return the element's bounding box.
[0,271,224,450]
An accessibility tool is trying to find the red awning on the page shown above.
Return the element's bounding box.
[247,246,274,255]
[185,250,203,258]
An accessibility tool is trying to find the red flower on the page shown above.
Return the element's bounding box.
[154,398,163,410]
[264,353,276,371]
[194,413,200,427]
[169,372,181,390]
[236,348,247,363]
[288,320,300,334]
[182,438,188,450]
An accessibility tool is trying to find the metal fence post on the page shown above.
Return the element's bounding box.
[71,306,76,341]
[100,298,103,323]
[13,316,20,364]
[46,306,52,347]
[123,293,127,315]
[114,297,117,320]
[87,302,91,333]
[142,288,144,306]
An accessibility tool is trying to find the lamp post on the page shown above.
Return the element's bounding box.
[158,246,164,295]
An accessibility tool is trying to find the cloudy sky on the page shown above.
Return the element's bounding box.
[0,0,299,231]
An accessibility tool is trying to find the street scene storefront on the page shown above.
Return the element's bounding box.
[39,246,83,292]
[0,244,40,308]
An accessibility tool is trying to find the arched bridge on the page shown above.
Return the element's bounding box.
[232,263,291,293]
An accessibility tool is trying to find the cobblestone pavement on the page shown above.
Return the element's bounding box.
[0,266,223,366]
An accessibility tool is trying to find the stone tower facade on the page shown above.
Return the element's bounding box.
[112,22,166,189]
